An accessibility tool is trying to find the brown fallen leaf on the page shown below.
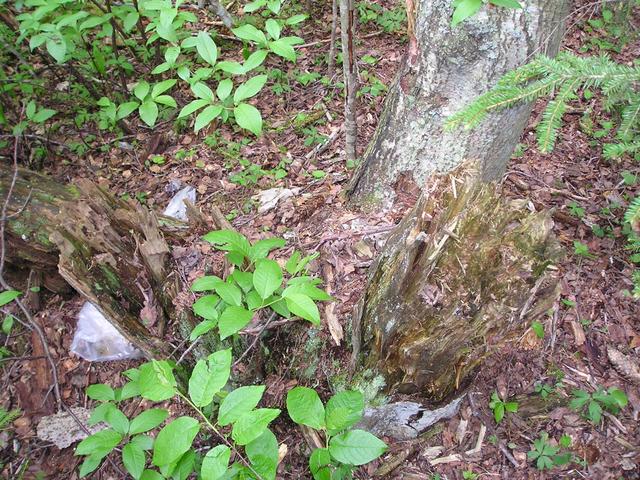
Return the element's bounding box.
[607,346,640,385]
[325,303,343,346]
[571,320,586,346]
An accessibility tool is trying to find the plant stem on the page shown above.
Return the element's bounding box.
[176,391,264,480]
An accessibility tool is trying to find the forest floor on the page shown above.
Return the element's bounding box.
[1,0,639,479]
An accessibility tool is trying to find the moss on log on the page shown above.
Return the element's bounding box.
[353,164,562,403]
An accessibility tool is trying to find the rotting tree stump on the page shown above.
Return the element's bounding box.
[353,163,563,404]
[2,166,197,359]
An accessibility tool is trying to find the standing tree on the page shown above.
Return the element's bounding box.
[349,0,569,205]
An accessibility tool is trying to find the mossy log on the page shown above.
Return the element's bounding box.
[2,166,196,359]
[353,164,562,404]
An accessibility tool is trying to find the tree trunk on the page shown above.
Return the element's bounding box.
[349,0,569,205]
[2,166,197,359]
[352,163,562,404]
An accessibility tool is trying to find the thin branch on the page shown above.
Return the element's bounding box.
[233,311,277,367]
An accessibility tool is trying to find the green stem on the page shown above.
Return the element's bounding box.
[176,391,265,480]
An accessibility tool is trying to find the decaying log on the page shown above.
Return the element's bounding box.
[2,166,199,359]
[353,163,562,403]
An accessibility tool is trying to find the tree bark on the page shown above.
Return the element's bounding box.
[352,163,562,403]
[339,0,357,162]
[349,0,569,206]
[2,166,197,359]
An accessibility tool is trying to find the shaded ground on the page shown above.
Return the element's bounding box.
[1,1,639,479]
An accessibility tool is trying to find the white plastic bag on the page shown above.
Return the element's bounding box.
[70,302,142,362]
[163,186,196,221]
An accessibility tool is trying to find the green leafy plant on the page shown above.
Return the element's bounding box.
[76,355,281,479]
[573,241,596,259]
[286,387,387,479]
[624,196,640,298]
[488,391,518,423]
[451,0,522,27]
[189,230,329,341]
[462,471,478,480]
[448,52,640,159]
[569,387,628,424]
[527,432,573,470]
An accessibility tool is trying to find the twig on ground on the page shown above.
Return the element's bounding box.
[233,312,278,367]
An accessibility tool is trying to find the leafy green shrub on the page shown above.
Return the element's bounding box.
[488,391,518,423]
[527,432,573,470]
[189,230,329,341]
[286,387,387,479]
[569,387,628,424]
[5,0,306,137]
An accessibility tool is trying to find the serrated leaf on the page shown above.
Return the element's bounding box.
[218,385,265,426]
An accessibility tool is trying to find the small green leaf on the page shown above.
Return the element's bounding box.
[46,35,66,63]
[151,79,176,98]
[325,390,364,434]
[134,81,150,101]
[451,0,483,27]
[283,292,320,325]
[217,79,233,101]
[488,0,522,8]
[201,445,230,480]
[193,294,220,320]
[328,430,387,466]
[286,386,325,429]
[218,305,253,339]
[195,104,223,132]
[76,429,122,457]
[232,24,267,44]
[86,384,115,401]
[234,103,263,135]
[178,99,209,119]
[218,385,265,426]
[79,454,103,477]
[0,290,20,307]
[129,409,168,435]
[191,276,223,292]
[196,31,218,66]
[188,349,232,407]
[139,100,159,127]
[105,407,129,435]
[253,259,283,300]
[191,82,216,102]
[122,443,146,479]
[215,283,243,306]
[531,321,545,339]
[233,75,268,104]
[190,319,217,341]
[246,429,279,480]
[265,19,281,40]
[232,408,280,445]
[152,416,200,467]
[243,50,268,72]
[268,39,296,61]
[138,361,176,402]
[250,238,286,261]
